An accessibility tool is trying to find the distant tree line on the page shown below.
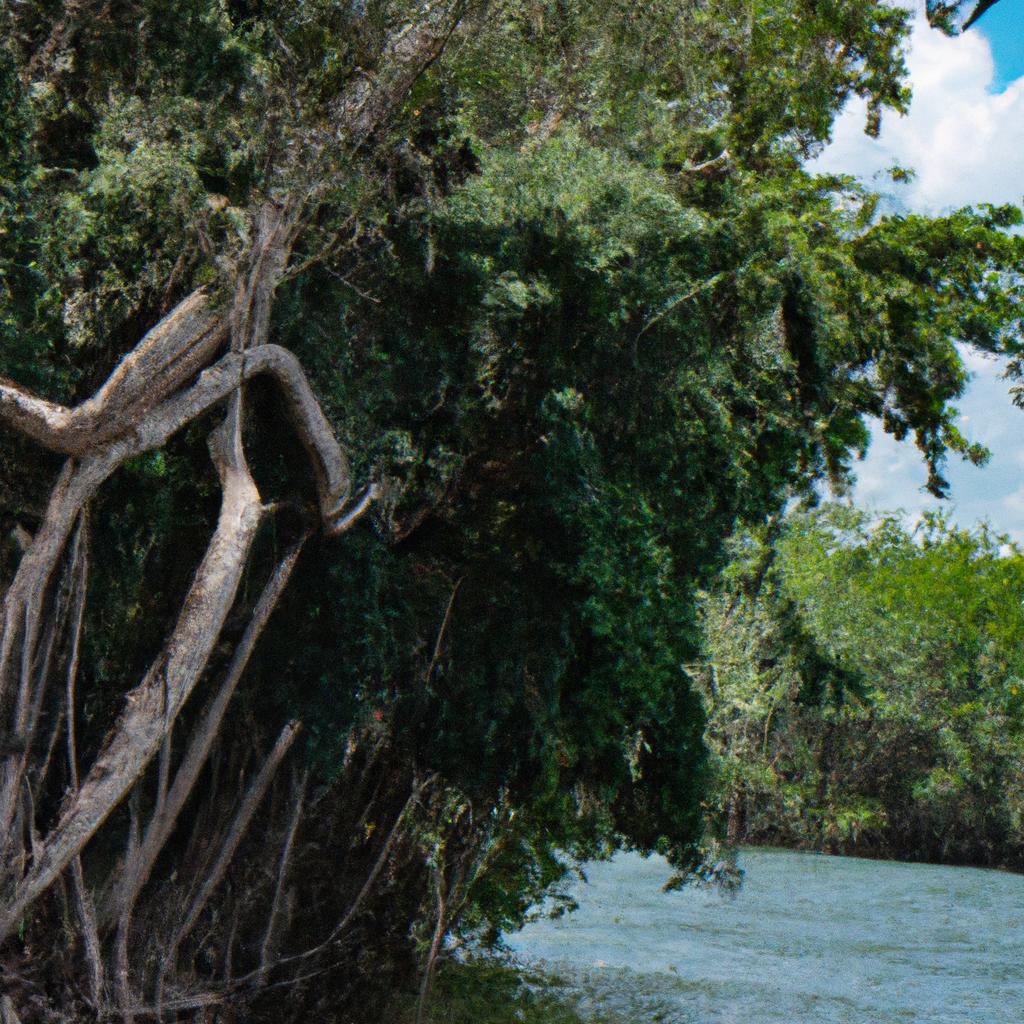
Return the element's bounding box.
[701,507,1024,871]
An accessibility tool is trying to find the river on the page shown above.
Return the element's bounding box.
[506,848,1024,1023]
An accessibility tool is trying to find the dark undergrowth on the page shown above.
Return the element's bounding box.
[386,959,624,1024]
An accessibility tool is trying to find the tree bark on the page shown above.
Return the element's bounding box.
[0,3,473,1007]
[100,536,308,932]
[168,719,302,959]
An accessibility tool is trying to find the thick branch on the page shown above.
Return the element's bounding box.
[0,267,358,942]
[101,536,308,931]
[69,854,104,1007]
[1,300,349,538]
[244,347,352,522]
[137,342,353,523]
[333,2,470,148]
[0,467,98,847]
[0,291,226,456]
[169,720,302,957]
[0,416,264,943]
[230,200,304,353]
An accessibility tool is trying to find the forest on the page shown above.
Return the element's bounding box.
[702,507,1024,872]
[0,0,1020,1022]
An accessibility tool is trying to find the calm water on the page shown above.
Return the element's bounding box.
[507,848,1024,1023]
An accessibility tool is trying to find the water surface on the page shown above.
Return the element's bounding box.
[507,848,1024,1023]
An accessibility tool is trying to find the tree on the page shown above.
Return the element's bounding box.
[1,2,1023,1020]
[927,1,1004,32]
[700,506,1024,868]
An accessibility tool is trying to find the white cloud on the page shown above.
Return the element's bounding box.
[811,4,1024,538]
[1002,485,1024,513]
[814,6,1024,212]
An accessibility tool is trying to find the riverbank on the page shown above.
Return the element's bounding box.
[386,960,619,1024]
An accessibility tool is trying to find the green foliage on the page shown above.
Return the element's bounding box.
[388,960,622,1024]
[927,1,1003,33]
[444,0,910,158]
[702,506,1024,867]
[3,0,1024,994]
[0,50,55,393]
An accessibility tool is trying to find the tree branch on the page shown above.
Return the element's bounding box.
[168,720,302,959]
[101,536,309,931]
[0,290,226,456]
[332,1,472,149]
[258,767,309,983]
[0,411,264,943]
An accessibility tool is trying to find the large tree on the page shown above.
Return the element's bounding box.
[1,2,1022,1020]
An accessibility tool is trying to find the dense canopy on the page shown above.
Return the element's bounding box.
[1,2,1022,1020]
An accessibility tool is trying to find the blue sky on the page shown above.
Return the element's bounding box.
[977,1,1024,89]
[812,2,1024,541]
